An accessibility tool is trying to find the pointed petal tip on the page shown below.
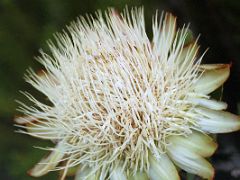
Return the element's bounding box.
[27,167,46,178]
[28,165,46,177]
[28,143,65,177]
[167,145,215,180]
[167,131,218,158]
[202,162,215,180]
[195,64,230,95]
[196,107,240,133]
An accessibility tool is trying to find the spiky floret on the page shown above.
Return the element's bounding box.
[15,7,240,180]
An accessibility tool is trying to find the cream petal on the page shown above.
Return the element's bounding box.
[110,166,127,180]
[167,144,214,179]
[195,107,240,133]
[148,153,180,180]
[194,64,230,95]
[188,97,227,110]
[199,64,228,70]
[28,143,65,177]
[128,171,148,180]
[167,131,217,157]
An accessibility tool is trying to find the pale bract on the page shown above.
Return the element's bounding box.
[15,7,240,180]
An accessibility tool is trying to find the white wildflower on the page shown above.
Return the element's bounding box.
[15,7,240,180]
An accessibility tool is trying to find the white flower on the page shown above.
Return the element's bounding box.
[15,7,240,180]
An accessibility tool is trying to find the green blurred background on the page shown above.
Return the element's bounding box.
[0,0,240,179]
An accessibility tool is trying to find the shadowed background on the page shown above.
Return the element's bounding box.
[0,0,239,179]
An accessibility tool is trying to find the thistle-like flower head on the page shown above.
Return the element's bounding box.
[16,8,240,180]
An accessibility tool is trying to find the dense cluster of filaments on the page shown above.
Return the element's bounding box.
[19,9,202,177]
